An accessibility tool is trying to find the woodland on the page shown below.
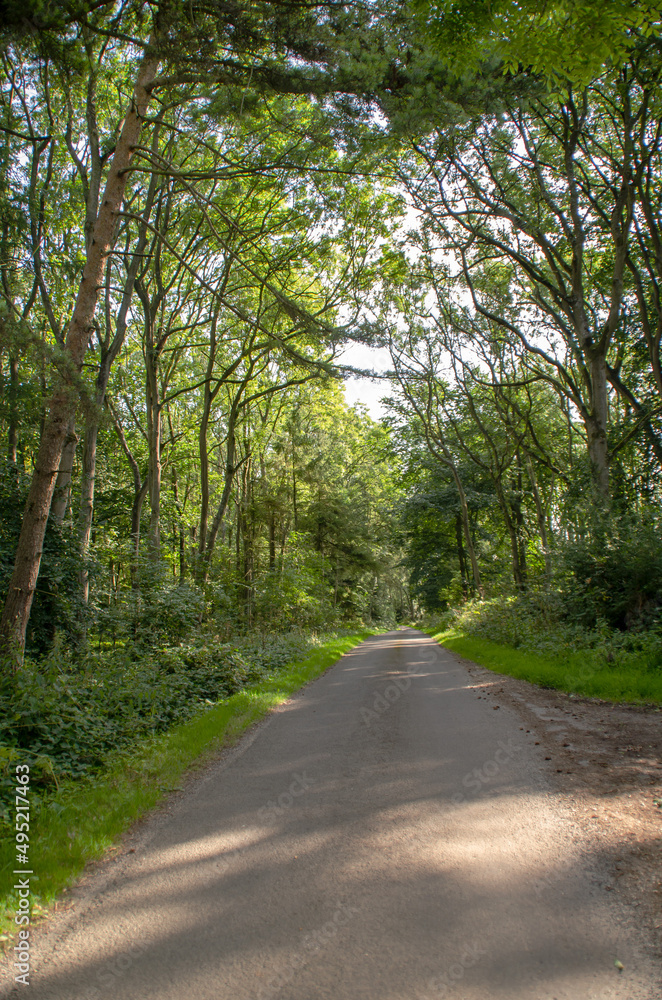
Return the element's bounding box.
[1,0,662,813]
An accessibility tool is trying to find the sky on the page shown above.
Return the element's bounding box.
[338,342,393,419]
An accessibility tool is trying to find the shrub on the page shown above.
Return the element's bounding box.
[435,590,662,674]
[556,512,662,631]
[0,629,322,825]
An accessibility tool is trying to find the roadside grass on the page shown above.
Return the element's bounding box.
[0,630,372,944]
[426,628,662,705]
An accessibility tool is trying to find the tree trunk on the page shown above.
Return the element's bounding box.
[586,352,610,498]
[178,527,186,582]
[235,497,242,582]
[7,356,18,465]
[197,395,212,571]
[507,518,525,590]
[197,309,221,570]
[78,163,159,608]
[171,465,186,583]
[494,480,526,591]
[240,464,254,627]
[200,404,239,582]
[0,49,159,662]
[279,519,289,572]
[269,511,276,570]
[292,440,298,530]
[511,459,528,589]
[145,342,162,560]
[50,417,79,525]
[455,513,468,598]
[78,358,114,607]
[131,482,149,587]
[447,461,483,598]
[524,453,552,581]
[107,398,148,589]
[78,418,99,606]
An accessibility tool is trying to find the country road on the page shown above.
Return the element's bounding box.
[1,629,658,1000]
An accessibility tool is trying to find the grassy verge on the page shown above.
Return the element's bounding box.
[0,630,372,943]
[426,627,662,705]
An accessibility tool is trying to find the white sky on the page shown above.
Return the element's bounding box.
[338,342,393,419]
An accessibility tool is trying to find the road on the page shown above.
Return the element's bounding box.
[2,629,658,999]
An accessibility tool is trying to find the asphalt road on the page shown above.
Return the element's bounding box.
[3,629,658,999]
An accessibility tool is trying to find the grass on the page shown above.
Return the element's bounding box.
[426,627,662,705]
[0,630,372,944]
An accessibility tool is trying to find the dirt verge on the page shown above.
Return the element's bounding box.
[450,648,662,967]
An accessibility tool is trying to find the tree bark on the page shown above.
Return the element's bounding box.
[78,417,99,606]
[448,460,483,598]
[511,457,528,589]
[491,475,527,592]
[524,452,552,580]
[239,461,254,627]
[200,403,240,582]
[269,511,276,570]
[0,49,159,662]
[50,417,79,525]
[145,343,162,560]
[197,305,223,570]
[7,356,18,465]
[585,353,610,498]
[170,465,186,583]
[455,513,468,598]
[198,390,212,570]
[108,398,149,590]
[131,483,150,585]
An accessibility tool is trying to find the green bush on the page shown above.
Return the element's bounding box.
[556,512,662,630]
[422,507,662,673]
[431,590,662,675]
[101,568,206,646]
[0,630,322,826]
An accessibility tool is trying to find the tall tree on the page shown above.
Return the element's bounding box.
[388,69,656,496]
[0,0,404,660]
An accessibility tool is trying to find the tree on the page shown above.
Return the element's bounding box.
[0,13,158,657]
[388,66,662,496]
[414,0,662,87]
[389,333,485,596]
[0,0,407,660]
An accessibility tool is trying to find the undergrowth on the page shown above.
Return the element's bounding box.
[0,630,335,825]
[424,593,662,703]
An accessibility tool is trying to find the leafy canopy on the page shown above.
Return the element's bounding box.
[414,1,662,85]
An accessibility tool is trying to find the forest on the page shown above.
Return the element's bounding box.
[1,0,662,850]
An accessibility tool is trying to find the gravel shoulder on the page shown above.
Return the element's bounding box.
[449,646,662,969]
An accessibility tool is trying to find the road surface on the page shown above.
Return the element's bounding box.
[2,630,658,999]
